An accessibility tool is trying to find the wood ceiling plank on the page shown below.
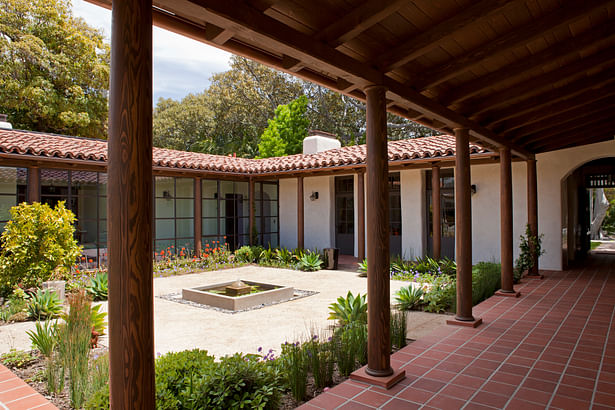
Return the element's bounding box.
[473,68,615,125]
[444,20,615,107]
[489,83,615,131]
[534,132,614,153]
[412,0,615,91]
[464,47,615,116]
[315,0,408,47]
[377,0,519,72]
[521,112,615,146]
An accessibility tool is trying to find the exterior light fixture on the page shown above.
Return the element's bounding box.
[471,184,477,195]
[309,191,319,201]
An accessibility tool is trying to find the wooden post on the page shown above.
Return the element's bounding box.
[27,167,40,203]
[365,85,392,377]
[249,178,255,246]
[297,175,304,249]
[498,147,516,295]
[449,128,481,326]
[357,171,365,261]
[194,178,202,258]
[527,159,539,275]
[108,0,155,408]
[431,165,441,260]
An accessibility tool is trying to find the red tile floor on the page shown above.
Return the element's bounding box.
[0,364,56,409]
[301,254,615,409]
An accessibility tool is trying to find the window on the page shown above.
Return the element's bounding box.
[155,177,194,255]
[254,181,279,248]
[202,180,251,251]
[0,167,27,232]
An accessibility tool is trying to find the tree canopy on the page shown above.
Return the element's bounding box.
[257,95,309,158]
[0,0,110,138]
[154,56,437,157]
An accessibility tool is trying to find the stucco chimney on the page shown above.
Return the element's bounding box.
[302,130,341,154]
[0,114,12,130]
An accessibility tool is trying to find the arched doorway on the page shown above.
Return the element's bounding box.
[561,158,615,268]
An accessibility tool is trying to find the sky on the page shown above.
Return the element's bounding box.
[72,0,233,103]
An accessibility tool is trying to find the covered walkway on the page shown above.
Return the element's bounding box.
[302,254,615,409]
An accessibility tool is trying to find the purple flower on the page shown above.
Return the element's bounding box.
[257,346,262,352]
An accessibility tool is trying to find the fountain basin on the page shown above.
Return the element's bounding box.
[182,280,294,311]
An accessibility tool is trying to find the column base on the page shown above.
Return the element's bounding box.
[447,317,483,328]
[495,290,521,297]
[350,366,406,389]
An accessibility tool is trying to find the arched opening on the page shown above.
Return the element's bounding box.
[561,157,615,268]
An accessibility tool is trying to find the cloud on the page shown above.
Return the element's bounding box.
[72,0,232,102]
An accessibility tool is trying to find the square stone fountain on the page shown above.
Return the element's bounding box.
[182,280,294,311]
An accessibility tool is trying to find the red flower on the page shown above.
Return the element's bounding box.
[160,250,164,255]
[88,259,93,263]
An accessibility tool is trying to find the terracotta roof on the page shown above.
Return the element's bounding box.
[0,129,489,174]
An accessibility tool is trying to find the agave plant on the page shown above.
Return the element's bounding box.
[297,251,323,271]
[26,289,63,320]
[328,291,367,326]
[90,304,107,335]
[357,259,368,277]
[86,271,108,301]
[394,285,424,311]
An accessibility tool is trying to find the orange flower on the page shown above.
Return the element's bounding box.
[88,259,93,263]
[182,247,186,251]
[160,250,164,256]
[205,243,210,247]
[180,251,184,257]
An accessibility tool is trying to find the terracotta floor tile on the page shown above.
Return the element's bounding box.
[397,386,435,404]
[425,394,466,409]
[549,394,591,410]
[0,385,34,403]
[481,380,517,396]
[352,390,391,408]
[381,398,420,410]
[327,381,365,398]
[464,401,498,409]
[472,390,510,408]
[411,378,445,393]
[594,391,615,407]
[451,374,485,389]
[424,369,457,382]
[513,387,553,405]
[337,400,375,409]
[306,392,347,409]
[521,377,558,393]
[439,384,475,400]
[490,371,525,386]
[505,398,546,410]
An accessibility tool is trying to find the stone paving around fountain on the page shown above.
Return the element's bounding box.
[0,266,448,359]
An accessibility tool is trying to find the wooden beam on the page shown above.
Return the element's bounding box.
[205,23,233,44]
[526,159,538,275]
[431,165,441,260]
[282,54,304,72]
[364,85,392,377]
[489,83,615,132]
[108,0,155,408]
[447,25,615,107]
[249,177,255,246]
[297,175,304,249]
[357,171,365,261]
[467,48,615,116]
[475,69,615,126]
[520,111,615,146]
[499,147,515,293]
[413,0,615,91]
[315,0,407,47]
[511,102,615,142]
[377,0,518,72]
[453,128,477,323]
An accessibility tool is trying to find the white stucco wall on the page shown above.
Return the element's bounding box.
[279,178,297,249]
[535,139,615,271]
[400,169,424,259]
[303,176,335,250]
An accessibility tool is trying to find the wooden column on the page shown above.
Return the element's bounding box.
[27,167,40,203]
[431,165,441,260]
[527,159,539,275]
[450,128,480,326]
[108,0,155,408]
[357,171,365,261]
[297,176,304,249]
[498,148,515,294]
[249,178,255,246]
[194,178,202,258]
[365,85,392,377]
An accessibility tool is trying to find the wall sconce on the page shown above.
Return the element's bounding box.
[309,191,319,201]
[471,184,477,195]
[163,190,173,199]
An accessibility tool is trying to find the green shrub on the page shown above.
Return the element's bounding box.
[26,289,63,320]
[0,290,27,322]
[87,352,109,403]
[156,349,215,408]
[234,245,254,263]
[274,247,293,265]
[390,309,407,349]
[422,275,455,313]
[26,320,57,357]
[394,285,424,311]
[472,262,501,305]
[514,224,544,283]
[297,250,323,271]
[357,259,368,277]
[303,337,334,389]
[84,384,109,410]
[90,304,107,335]
[328,291,367,326]
[86,271,108,301]
[181,353,283,409]
[0,349,36,369]
[0,201,82,296]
